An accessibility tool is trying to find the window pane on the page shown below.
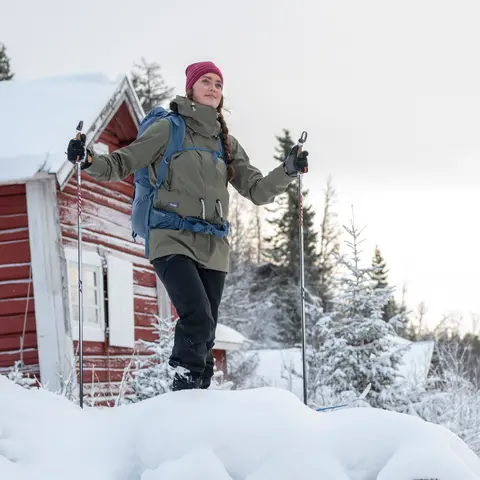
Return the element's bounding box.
[85,287,98,306]
[84,269,97,289]
[86,306,100,325]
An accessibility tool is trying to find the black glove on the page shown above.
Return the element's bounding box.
[67,134,86,163]
[284,145,309,176]
[67,134,92,170]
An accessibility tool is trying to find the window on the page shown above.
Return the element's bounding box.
[64,248,105,342]
[64,247,138,348]
[68,265,102,326]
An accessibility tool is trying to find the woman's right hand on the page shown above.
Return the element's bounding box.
[67,132,86,163]
[67,133,92,169]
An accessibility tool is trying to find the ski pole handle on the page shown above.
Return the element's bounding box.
[74,120,90,170]
[297,131,308,174]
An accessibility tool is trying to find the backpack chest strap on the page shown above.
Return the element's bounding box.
[181,141,225,165]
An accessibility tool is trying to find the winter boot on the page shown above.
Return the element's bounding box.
[201,366,214,389]
[200,376,211,389]
[201,350,214,389]
[172,367,201,391]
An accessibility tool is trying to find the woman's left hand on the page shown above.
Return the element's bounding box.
[284,145,309,176]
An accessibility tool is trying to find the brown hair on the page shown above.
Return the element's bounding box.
[186,89,235,182]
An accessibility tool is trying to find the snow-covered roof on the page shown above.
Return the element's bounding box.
[214,323,247,351]
[0,73,142,186]
[390,336,435,385]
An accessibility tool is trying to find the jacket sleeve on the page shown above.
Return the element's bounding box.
[85,119,170,182]
[228,135,294,205]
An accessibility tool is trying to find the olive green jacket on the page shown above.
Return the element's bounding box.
[86,96,294,272]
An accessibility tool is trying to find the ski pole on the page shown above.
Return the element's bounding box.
[75,120,85,408]
[297,130,308,405]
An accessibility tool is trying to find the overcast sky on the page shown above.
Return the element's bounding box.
[2,0,480,333]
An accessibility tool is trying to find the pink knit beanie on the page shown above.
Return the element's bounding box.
[185,61,224,91]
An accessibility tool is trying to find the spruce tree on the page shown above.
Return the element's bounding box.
[0,42,14,81]
[317,178,341,313]
[266,130,318,283]
[371,246,389,289]
[371,246,401,325]
[123,315,176,402]
[131,58,173,113]
[308,214,405,409]
[264,129,320,345]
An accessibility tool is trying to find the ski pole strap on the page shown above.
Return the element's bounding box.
[298,131,308,145]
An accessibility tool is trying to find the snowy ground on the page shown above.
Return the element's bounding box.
[1,376,479,480]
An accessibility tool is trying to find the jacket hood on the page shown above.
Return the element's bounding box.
[170,95,221,138]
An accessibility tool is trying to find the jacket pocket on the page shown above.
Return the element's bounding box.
[167,150,204,198]
[155,189,204,220]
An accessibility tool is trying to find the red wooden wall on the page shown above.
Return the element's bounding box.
[0,184,39,378]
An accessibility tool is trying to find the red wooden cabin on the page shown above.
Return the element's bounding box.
[0,74,243,405]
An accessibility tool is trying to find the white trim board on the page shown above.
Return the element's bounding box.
[26,177,76,393]
[107,255,135,348]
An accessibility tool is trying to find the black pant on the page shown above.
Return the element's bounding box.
[152,255,226,380]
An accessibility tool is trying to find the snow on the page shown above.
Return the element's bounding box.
[251,348,303,398]
[391,336,435,385]
[253,340,435,401]
[2,375,478,480]
[0,73,123,183]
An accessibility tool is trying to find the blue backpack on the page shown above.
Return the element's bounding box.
[131,106,230,257]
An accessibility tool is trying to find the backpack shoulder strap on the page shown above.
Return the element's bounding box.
[153,114,186,191]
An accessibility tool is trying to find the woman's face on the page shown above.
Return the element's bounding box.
[191,73,223,109]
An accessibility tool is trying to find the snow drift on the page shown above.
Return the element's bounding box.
[0,376,479,480]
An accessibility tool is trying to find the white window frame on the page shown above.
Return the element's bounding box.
[64,247,105,342]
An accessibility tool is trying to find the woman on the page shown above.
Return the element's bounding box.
[67,61,309,391]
